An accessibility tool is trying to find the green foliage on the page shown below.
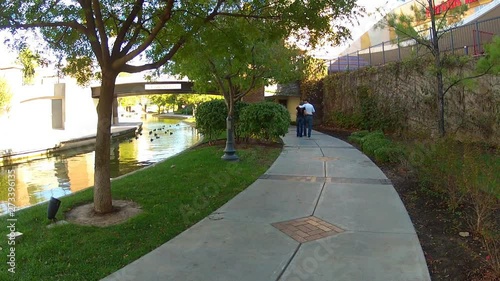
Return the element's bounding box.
[0,0,363,212]
[239,102,291,142]
[380,0,469,137]
[357,85,402,132]
[477,36,500,74]
[406,138,499,221]
[148,94,177,113]
[195,99,227,142]
[349,130,404,164]
[362,137,391,157]
[234,101,250,140]
[17,48,44,85]
[61,56,96,86]
[373,146,405,164]
[118,96,141,108]
[0,78,11,114]
[165,16,312,112]
[328,112,362,129]
[350,130,370,138]
[0,173,8,202]
[348,130,370,145]
[361,130,385,141]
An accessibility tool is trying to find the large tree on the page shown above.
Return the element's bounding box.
[164,15,337,159]
[0,0,360,214]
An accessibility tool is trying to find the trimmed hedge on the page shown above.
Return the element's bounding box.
[195,100,249,142]
[349,130,404,164]
[195,99,227,141]
[239,101,291,142]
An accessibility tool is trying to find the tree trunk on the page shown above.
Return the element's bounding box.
[222,90,238,161]
[93,71,117,214]
[429,0,446,137]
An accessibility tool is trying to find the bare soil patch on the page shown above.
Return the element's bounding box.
[65,200,142,227]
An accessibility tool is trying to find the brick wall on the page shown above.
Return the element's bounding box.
[241,86,265,103]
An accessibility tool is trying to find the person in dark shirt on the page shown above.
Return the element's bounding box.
[296,102,306,137]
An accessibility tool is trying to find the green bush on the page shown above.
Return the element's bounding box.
[195,100,249,142]
[349,130,402,163]
[374,146,404,163]
[195,99,227,141]
[351,130,370,138]
[347,135,364,146]
[361,130,385,142]
[234,101,250,141]
[362,137,391,157]
[239,101,290,142]
[348,130,370,145]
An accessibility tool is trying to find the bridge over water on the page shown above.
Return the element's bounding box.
[91,81,200,98]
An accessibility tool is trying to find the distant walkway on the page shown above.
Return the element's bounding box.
[103,128,431,281]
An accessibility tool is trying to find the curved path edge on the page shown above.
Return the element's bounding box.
[102,128,431,281]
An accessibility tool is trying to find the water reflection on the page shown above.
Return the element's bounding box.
[0,117,200,215]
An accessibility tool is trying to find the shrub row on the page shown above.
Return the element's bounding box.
[348,130,404,164]
[195,100,291,143]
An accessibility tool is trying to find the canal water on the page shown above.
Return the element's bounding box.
[0,116,200,215]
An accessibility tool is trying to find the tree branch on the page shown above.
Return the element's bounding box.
[91,0,110,64]
[120,36,186,73]
[0,21,83,31]
[443,65,493,96]
[208,58,228,97]
[117,0,225,71]
[111,0,145,57]
[216,13,279,20]
[80,0,104,65]
[113,0,175,68]
[119,11,147,56]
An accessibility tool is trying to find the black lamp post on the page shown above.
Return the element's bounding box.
[221,116,239,161]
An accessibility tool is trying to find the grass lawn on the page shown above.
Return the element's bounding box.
[0,143,282,281]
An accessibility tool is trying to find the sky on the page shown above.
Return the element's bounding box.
[0,0,405,66]
[309,0,407,59]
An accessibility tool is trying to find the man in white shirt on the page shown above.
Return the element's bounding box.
[303,99,315,138]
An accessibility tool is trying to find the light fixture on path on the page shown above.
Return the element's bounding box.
[47,197,61,222]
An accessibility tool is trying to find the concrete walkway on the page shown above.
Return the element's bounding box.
[102,128,431,281]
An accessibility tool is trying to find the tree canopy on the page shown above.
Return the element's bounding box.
[0,0,362,213]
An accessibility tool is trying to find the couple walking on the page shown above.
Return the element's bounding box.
[296,99,315,138]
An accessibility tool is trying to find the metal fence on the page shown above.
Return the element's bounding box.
[327,16,500,73]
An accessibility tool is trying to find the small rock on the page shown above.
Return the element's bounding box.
[459,231,470,237]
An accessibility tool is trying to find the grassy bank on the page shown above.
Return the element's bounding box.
[0,143,281,281]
